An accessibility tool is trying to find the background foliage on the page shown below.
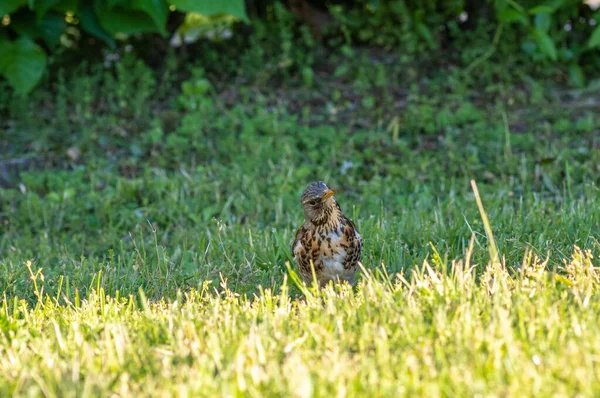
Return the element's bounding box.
[1,0,599,93]
[0,0,247,93]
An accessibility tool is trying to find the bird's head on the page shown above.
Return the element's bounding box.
[300,181,339,225]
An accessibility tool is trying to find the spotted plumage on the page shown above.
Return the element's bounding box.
[292,181,363,287]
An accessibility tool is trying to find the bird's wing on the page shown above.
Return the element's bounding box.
[341,216,362,270]
[293,225,322,277]
[292,225,306,259]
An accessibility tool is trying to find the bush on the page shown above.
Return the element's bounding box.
[1,0,599,94]
[493,0,600,86]
[0,0,247,94]
[325,0,600,84]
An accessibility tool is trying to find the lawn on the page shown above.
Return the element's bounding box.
[1,45,600,396]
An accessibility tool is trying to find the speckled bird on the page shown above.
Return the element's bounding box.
[292,181,363,287]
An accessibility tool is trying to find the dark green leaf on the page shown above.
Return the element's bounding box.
[9,8,64,48]
[96,8,159,35]
[532,28,557,60]
[132,0,169,35]
[53,0,78,12]
[95,0,162,35]
[10,8,39,39]
[0,0,26,16]
[0,36,47,94]
[79,0,116,48]
[588,26,600,49]
[537,156,556,165]
[39,12,66,47]
[0,36,11,74]
[568,63,585,88]
[170,0,247,22]
[31,0,61,20]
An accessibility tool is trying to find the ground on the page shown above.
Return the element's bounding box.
[1,41,600,395]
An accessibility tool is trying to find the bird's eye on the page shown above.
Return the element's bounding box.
[308,199,319,206]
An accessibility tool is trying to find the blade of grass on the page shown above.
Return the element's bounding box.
[471,180,500,266]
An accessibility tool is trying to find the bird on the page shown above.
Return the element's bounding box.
[292,181,363,287]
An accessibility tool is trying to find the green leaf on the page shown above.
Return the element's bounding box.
[78,0,116,48]
[588,26,600,49]
[132,0,169,35]
[568,63,585,88]
[0,36,47,94]
[497,9,529,25]
[534,13,551,33]
[532,28,557,60]
[529,0,563,14]
[95,0,162,35]
[0,0,26,16]
[170,0,247,22]
[501,0,525,13]
[415,22,435,48]
[528,5,554,14]
[106,0,129,6]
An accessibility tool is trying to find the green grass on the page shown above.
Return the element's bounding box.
[1,45,600,395]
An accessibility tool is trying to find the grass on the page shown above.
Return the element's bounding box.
[2,250,600,396]
[1,36,600,395]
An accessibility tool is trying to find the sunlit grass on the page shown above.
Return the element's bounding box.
[2,247,600,396]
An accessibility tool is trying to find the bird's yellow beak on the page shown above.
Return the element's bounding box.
[321,189,336,201]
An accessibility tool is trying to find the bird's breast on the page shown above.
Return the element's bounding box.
[316,227,349,275]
